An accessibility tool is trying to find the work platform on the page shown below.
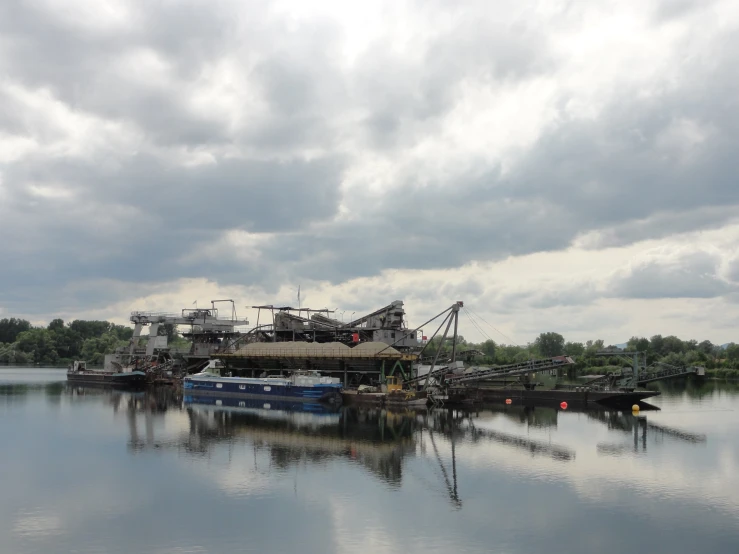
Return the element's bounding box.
[215,341,416,386]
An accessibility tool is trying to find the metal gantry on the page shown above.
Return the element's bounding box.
[593,350,704,390]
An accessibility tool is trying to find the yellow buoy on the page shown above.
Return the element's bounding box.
[632,404,640,413]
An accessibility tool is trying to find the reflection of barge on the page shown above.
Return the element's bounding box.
[183,394,341,416]
[66,361,147,388]
[182,395,416,484]
[183,365,343,404]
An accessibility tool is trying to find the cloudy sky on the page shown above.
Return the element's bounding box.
[1,0,738,345]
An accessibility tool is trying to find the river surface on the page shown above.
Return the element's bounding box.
[1,367,739,554]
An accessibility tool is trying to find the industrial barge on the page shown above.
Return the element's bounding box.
[97,298,703,409]
[66,361,147,388]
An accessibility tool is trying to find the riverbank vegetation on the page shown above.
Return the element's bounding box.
[426,331,739,379]
[3,316,739,378]
[0,318,136,366]
[1,317,194,366]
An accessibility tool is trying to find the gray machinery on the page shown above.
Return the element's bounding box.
[105,300,249,371]
[247,300,421,349]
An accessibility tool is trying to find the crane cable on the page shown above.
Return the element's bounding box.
[464,306,520,346]
[462,309,494,344]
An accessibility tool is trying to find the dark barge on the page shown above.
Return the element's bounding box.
[66,361,147,388]
[447,386,660,408]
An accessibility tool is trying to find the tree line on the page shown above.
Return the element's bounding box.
[424,331,739,378]
[0,317,134,366]
[3,315,738,378]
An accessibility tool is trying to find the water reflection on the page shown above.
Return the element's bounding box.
[3,369,739,554]
[182,396,418,486]
[55,385,584,498]
[590,409,707,456]
[57,384,712,479]
[66,386,419,486]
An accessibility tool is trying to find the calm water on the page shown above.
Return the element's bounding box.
[1,368,739,554]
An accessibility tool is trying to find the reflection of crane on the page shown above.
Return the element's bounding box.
[463,422,575,460]
[426,408,577,459]
[592,409,706,455]
[428,430,461,508]
[419,408,577,508]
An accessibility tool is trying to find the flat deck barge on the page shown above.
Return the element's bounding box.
[449,387,660,407]
[342,386,659,408]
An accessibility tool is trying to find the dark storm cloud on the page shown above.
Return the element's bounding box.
[577,207,739,249]
[5,153,343,232]
[353,15,554,149]
[262,30,739,283]
[609,251,734,299]
[0,0,345,150]
[2,0,739,318]
[651,0,715,23]
[727,257,739,284]
[0,151,343,313]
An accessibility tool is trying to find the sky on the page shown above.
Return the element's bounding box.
[1,0,738,346]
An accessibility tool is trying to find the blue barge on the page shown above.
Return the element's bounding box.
[183,368,343,405]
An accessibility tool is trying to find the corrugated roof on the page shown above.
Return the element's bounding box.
[232,341,404,359]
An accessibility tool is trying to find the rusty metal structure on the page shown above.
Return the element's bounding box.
[104,300,250,374]
[105,299,447,386]
[213,301,426,386]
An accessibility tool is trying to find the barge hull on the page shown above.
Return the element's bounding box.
[184,378,342,404]
[341,390,429,407]
[449,387,659,407]
[67,371,148,388]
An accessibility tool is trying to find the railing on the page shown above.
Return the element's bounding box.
[130,311,180,319]
[447,356,575,385]
[407,356,575,386]
[637,365,700,385]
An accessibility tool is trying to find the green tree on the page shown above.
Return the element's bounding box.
[68,320,114,340]
[627,336,650,352]
[585,339,605,354]
[697,340,714,355]
[80,332,126,365]
[564,341,585,356]
[535,332,565,357]
[0,318,32,343]
[158,323,174,342]
[50,326,83,360]
[726,343,739,362]
[15,329,59,364]
[662,335,685,355]
[110,324,133,341]
[47,318,65,332]
[650,335,664,355]
[661,352,686,367]
[480,339,497,357]
[494,344,526,364]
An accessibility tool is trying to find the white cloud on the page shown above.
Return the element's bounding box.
[1,0,738,343]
